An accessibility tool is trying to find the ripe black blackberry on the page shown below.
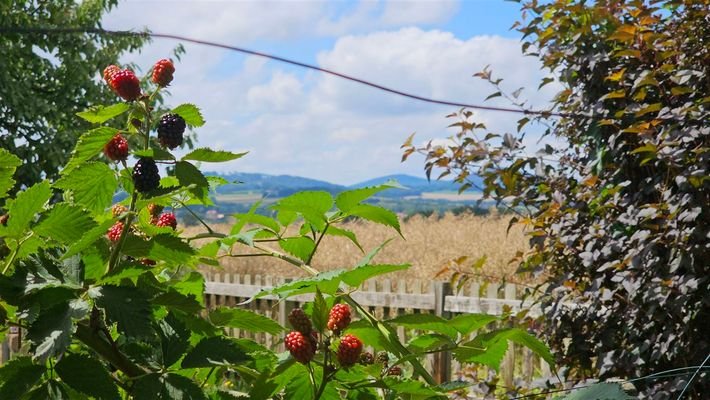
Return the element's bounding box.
[132,158,160,193]
[157,113,186,149]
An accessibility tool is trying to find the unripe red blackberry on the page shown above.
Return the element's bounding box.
[107,221,124,242]
[327,303,351,333]
[157,113,186,150]
[103,133,129,162]
[387,366,402,376]
[287,308,312,334]
[0,214,8,226]
[111,204,128,217]
[103,65,120,87]
[336,334,362,367]
[359,352,374,365]
[151,59,175,87]
[132,158,160,193]
[109,69,141,101]
[140,258,156,266]
[284,331,315,364]
[155,212,177,230]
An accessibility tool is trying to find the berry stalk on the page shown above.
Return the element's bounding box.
[106,91,157,273]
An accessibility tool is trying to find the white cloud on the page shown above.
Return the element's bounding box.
[102,3,559,185]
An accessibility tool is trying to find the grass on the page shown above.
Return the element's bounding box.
[185,212,532,286]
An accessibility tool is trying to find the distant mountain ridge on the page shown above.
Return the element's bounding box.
[210,172,478,198]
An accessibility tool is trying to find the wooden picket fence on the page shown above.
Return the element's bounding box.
[0,272,553,387]
[203,272,553,386]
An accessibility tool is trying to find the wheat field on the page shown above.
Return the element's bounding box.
[185,212,533,284]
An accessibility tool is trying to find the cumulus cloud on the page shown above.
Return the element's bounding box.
[103,2,558,185]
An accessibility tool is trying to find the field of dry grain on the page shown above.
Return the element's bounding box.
[185,212,532,284]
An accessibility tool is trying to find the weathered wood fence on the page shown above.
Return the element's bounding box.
[203,272,552,385]
[0,272,553,386]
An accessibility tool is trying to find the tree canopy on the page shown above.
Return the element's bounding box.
[0,0,147,195]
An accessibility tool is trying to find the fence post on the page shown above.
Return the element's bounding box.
[501,283,517,388]
[433,281,452,383]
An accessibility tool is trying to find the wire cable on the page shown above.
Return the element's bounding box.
[0,26,580,119]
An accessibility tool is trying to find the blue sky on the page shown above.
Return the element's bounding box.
[104,0,556,185]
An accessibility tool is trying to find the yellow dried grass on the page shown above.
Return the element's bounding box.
[185,212,532,284]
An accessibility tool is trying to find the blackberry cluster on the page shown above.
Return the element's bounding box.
[284,331,316,364]
[157,113,186,150]
[288,308,312,334]
[336,334,363,367]
[132,158,160,193]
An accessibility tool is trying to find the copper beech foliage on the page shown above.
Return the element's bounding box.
[404,1,709,398]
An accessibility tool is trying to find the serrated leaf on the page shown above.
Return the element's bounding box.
[323,225,363,252]
[278,237,315,263]
[62,219,115,260]
[253,269,345,300]
[408,333,456,352]
[89,285,153,337]
[209,307,283,334]
[172,272,206,307]
[2,180,51,238]
[182,148,247,163]
[348,204,401,235]
[153,290,203,313]
[171,103,205,127]
[63,127,116,172]
[0,357,45,399]
[158,313,191,368]
[357,238,393,267]
[26,301,84,361]
[556,382,634,400]
[0,148,21,198]
[284,364,313,399]
[335,182,402,212]
[341,263,409,288]
[76,103,131,124]
[134,373,207,400]
[311,289,328,333]
[25,380,69,400]
[454,328,553,371]
[148,234,196,265]
[181,337,251,368]
[448,314,499,336]
[386,314,458,338]
[34,204,97,244]
[55,162,118,215]
[55,353,120,400]
[175,161,210,204]
[271,191,333,231]
[232,212,280,233]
